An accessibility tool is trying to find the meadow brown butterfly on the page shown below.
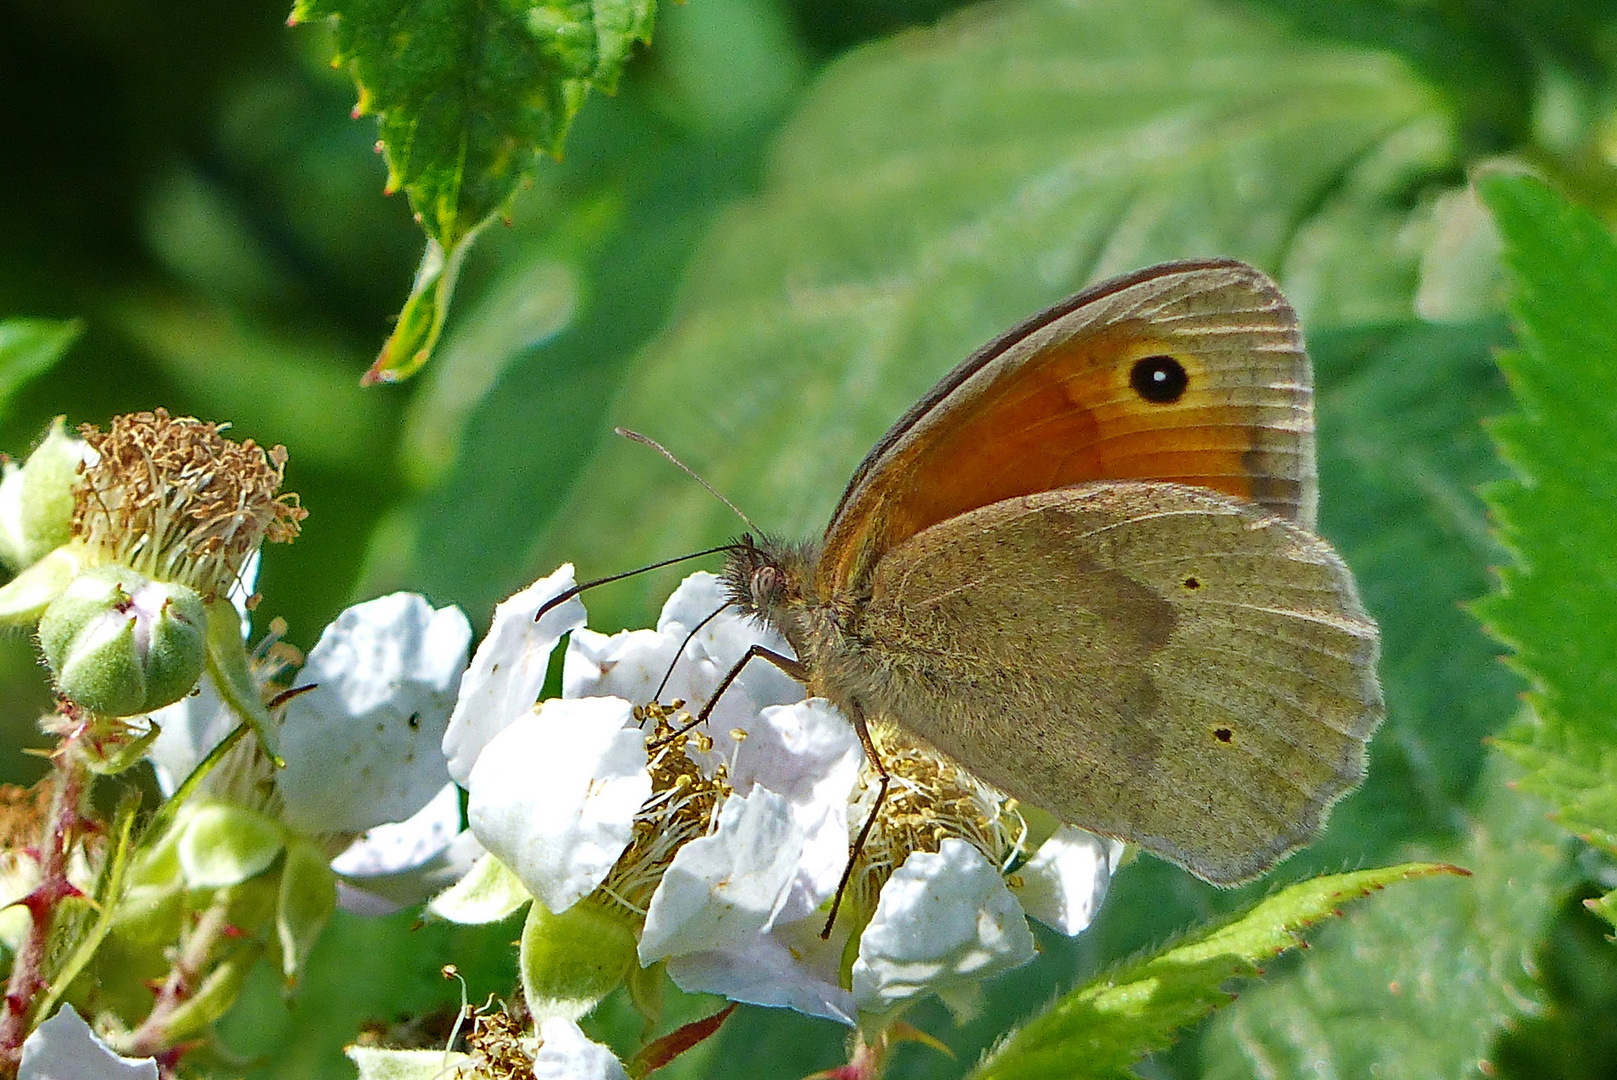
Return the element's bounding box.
[711,257,1383,890]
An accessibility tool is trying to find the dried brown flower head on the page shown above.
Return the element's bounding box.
[72,409,305,597]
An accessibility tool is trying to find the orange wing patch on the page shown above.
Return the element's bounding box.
[818,262,1314,594]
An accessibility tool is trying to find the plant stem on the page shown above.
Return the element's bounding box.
[122,888,233,1059]
[0,717,91,1074]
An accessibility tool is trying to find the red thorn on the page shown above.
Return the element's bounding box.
[351,105,364,119]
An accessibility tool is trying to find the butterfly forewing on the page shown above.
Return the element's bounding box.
[819,260,1316,594]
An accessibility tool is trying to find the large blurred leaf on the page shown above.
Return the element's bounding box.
[1241,0,1617,160]
[1307,319,1517,857]
[1473,173,1617,920]
[1201,756,1567,1079]
[538,0,1454,628]
[0,320,80,426]
[394,88,788,620]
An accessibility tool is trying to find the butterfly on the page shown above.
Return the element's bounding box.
[711,258,1383,896]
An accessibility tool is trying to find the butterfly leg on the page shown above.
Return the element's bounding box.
[656,644,807,744]
[822,699,888,939]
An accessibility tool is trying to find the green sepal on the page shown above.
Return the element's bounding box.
[0,542,84,627]
[520,897,638,1022]
[428,851,531,925]
[348,1047,473,1080]
[85,720,163,776]
[627,959,666,1042]
[0,418,87,572]
[175,803,287,890]
[203,595,278,763]
[276,838,338,984]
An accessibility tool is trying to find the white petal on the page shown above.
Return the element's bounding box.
[444,566,587,786]
[851,839,1037,1014]
[665,914,857,1025]
[18,1005,157,1080]
[467,698,648,914]
[228,548,260,639]
[332,784,483,914]
[640,786,804,964]
[562,572,802,740]
[144,674,234,796]
[532,1018,629,1080]
[727,699,860,919]
[1011,827,1122,935]
[279,594,471,834]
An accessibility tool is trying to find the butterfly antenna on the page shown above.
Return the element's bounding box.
[535,544,739,621]
[616,428,762,534]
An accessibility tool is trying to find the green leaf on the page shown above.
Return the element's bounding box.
[0,319,80,425]
[290,0,657,380]
[1201,753,1567,1080]
[538,0,1453,628]
[294,0,655,252]
[1473,172,1617,859]
[964,863,1459,1080]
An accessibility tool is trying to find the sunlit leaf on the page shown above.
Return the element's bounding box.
[1202,755,1566,1080]
[1473,172,1617,862]
[290,0,657,380]
[965,864,1460,1080]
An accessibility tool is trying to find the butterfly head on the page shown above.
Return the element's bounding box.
[721,534,818,644]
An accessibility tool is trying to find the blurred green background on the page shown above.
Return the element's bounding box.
[4,0,1617,1076]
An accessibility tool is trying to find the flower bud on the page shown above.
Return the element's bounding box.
[38,564,207,717]
[0,419,90,573]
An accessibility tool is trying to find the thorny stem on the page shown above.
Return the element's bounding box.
[0,713,92,1075]
[123,887,235,1059]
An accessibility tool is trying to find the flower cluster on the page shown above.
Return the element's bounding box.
[431,567,1123,1032]
[0,409,1122,1077]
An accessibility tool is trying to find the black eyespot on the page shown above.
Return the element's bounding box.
[1213,727,1233,743]
[1130,355,1188,403]
[1182,576,1200,590]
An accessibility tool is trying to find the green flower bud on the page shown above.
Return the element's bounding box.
[0,418,89,572]
[37,564,207,717]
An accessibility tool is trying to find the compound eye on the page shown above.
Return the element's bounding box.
[752,566,784,605]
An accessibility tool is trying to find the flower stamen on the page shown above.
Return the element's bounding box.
[72,410,305,598]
